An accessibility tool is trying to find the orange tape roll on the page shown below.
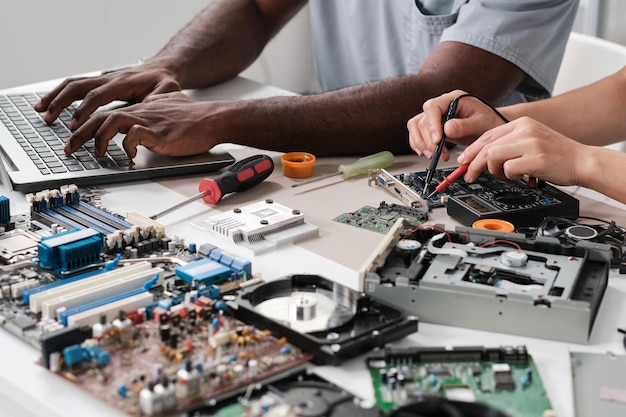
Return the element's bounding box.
[281,152,316,178]
[472,219,515,233]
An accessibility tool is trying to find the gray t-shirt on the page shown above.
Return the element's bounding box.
[309,0,579,104]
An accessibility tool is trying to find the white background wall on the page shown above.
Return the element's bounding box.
[0,1,313,93]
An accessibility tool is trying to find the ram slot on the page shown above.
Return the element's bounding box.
[40,265,163,319]
[52,205,118,233]
[74,201,133,229]
[28,261,153,313]
[62,289,154,327]
[31,209,83,231]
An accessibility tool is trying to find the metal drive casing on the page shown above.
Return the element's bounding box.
[360,219,609,343]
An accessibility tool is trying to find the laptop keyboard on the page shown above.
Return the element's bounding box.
[0,92,132,175]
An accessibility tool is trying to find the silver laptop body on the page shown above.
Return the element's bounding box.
[0,91,234,193]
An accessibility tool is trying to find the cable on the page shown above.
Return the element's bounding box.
[533,215,626,267]
[447,93,511,125]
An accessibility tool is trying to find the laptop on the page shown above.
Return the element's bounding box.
[0,90,235,193]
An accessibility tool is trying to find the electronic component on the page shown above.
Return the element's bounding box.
[28,260,161,318]
[38,228,105,273]
[0,229,39,263]
[333,201,428,234]
[0,186,329,417]
[0,195,11,225]
[360,219,610,343]
[192,199,319,254]
[367,346,553,417]
[227,274,418,365]
[368,169,428,210]
[369,167,580,227]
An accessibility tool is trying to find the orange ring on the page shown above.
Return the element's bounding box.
[281,152,316,178]
[472,219,515,233]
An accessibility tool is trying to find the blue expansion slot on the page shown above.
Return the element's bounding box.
[58,273,158,326]
[56,206,117,233]
[59,287,149,326]
[76,201,133,229]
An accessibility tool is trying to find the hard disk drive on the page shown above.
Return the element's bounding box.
[226,274,419,365]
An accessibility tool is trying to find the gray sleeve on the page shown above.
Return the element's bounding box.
[440,0,580,99]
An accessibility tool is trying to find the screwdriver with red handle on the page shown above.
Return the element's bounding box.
[149,154,274,220]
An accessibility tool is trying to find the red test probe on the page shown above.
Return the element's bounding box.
[426,164,469,198]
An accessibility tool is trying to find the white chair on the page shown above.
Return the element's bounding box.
[554,31,626,95]
[553,32,626,151]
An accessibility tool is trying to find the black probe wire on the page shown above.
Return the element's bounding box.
[449,93,511,125]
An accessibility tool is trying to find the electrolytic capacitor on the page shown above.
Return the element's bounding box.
[248,359,259,377]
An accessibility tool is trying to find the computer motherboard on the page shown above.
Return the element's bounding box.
[0,185,318,416]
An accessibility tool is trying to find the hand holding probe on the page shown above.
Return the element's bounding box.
[424,93,514,198]
[422,99,460,196]
[149,154,274,220]
[291,151,394,188]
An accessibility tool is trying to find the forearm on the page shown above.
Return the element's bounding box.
[214,60,523,156]
[577,146,626,204]
[215,79,425,156]
[152,0,305,89]
[501,67,626,145]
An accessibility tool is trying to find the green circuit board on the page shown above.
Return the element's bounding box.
[333,201,428,234]
[367,346,554,417]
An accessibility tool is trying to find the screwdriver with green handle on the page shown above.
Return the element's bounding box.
[290,151,394,188]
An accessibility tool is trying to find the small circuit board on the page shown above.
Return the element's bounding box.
[333,201,428,234]
[46,304,312,416]
[367,346,554,417]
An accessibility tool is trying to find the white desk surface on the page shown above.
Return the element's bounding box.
[1,78,626,417]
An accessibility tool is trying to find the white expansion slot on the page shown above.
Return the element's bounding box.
[40,265,163,319]
[29,261,154,314]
